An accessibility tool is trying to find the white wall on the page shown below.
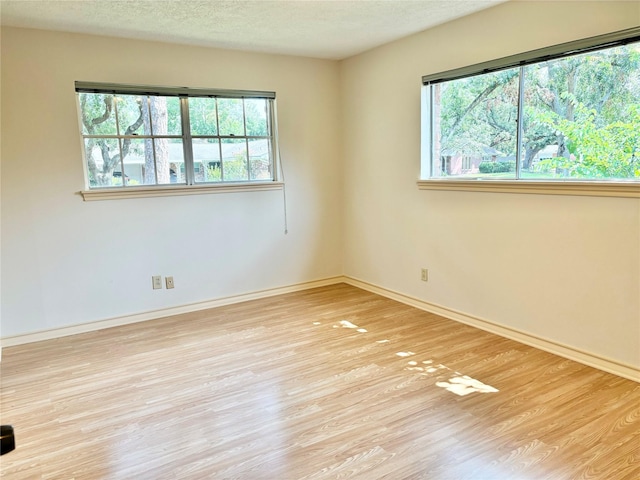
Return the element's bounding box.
[1,27,343,338]
[341,1,640,368]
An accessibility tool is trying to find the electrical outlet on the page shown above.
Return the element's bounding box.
[165,276,175,289]
[152,275,162,289]
[421,268,428,282]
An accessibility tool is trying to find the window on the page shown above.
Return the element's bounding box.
[76,82,279,197]
[421,27,640,192]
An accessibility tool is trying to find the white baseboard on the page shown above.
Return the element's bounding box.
[343,276,640,383]
[3,275,638,383]
[0,276,346,348]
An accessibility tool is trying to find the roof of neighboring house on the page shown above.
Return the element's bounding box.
[88,139,270,166]
[441,145,503,157]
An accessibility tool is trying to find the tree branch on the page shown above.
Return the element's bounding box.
[442,72,517,146]
[120,98,145,160]
[92,96,114,126]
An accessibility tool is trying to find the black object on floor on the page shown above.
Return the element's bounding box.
[1,425,15,455]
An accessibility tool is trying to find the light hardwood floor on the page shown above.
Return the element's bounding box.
[1,284,638,479]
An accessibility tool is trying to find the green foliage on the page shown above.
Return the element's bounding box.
[189,98,219,136]
[478,161,515,173]
[537,103,640,178]
[439,68,519,157]
[189,97,269,137]
[223,156,249,181]
[206,156,249,182]
[206,166,222,182]
[80,93,116,135]
[81,93,149,186]
[437,42,640,179]
[478,162,494,174]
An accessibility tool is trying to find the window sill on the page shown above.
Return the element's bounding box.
[417,179,640,198]
[80,181,284,201]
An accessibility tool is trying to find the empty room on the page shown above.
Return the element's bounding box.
[1,0,639,478]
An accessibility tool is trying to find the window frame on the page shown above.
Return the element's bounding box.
[419,27,640,198]
[75,82,282,201]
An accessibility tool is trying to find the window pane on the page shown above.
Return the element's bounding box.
[124,138,154,185]
[79,93,117,135]
[248,139,272,180]
[217,98,244,136]
[157,139,184,185]
[148,97,168,136]
[169,147,186,184]
[116,95,147,136]
[188,98,218,136]
[521,44,640,180]
[84,138,121,187]
[433,68,519,178]
[221,138,248,181]
[192,139,222,183]
[117,138,183,186]
[164,97,182,136]
[245,99,269,136]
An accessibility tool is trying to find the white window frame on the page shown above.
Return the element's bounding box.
[75,82,283,201]
[418,27,640,198]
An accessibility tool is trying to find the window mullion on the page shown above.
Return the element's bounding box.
[180,97,194,185]
[243,99,251,181]
[216,99,224,182]
[118,139,125,187]
[114,96,125,188]
[146,97,159,185]
[430,86,435,178]
[515,67,525,180]
[269,99,279,181]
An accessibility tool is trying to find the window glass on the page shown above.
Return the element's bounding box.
[78,86,277,190]
[79,93,117,135]
[116,95,147,135]
[424,38,640,182]
[85,138,120,187]
[125,138,155,185]
[249,138,272,180]
[155,139,184,184]
[189,98,218,136]
[221,138,248,181]
[245,98,269,136]
[164,97,182,136]
[521,45,640,180]
[217,98,245,137]
[433,68,519,179]
[193,138,222,183]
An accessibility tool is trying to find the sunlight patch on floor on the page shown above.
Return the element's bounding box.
[436,376,499,396]
[404,358,499,396]
[330,320,368,333]
[317,319,499,397]
[396,351,415,357]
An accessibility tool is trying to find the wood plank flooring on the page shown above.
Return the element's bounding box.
[1,284,638,479]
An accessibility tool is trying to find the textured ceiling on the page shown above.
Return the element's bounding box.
[0,0,507,60]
